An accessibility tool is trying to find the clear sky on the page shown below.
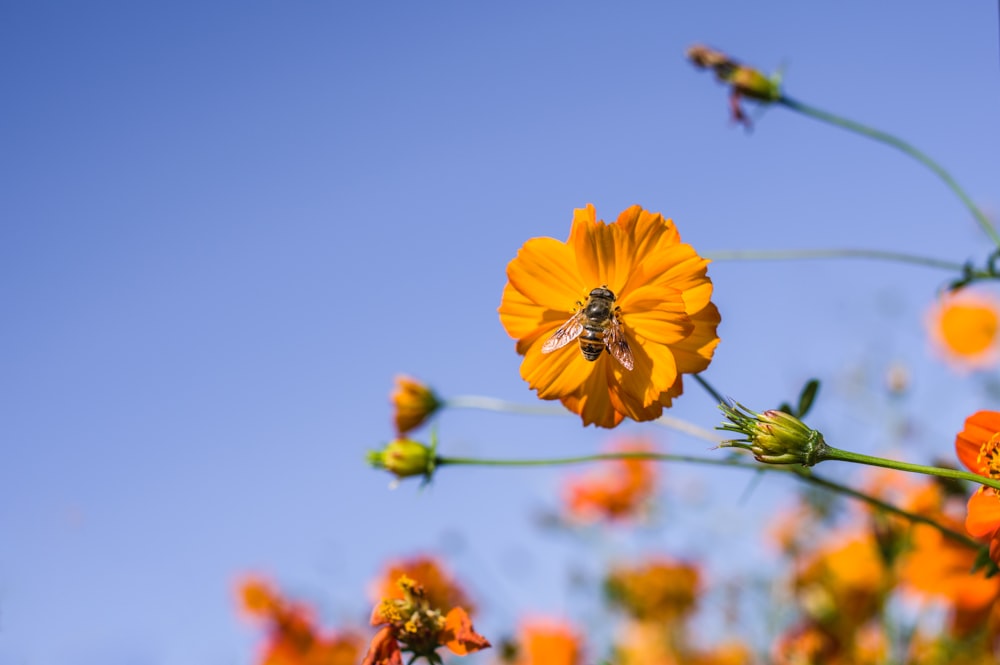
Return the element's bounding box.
[2,2,998,663]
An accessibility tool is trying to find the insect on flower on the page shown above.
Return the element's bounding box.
[541,286,634,370]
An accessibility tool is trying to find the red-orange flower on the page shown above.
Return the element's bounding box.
[237,575,362,665]
[927,289,1000,371]
[498,204,720,428]
[956,410,1000,562]
[562,440,657,522]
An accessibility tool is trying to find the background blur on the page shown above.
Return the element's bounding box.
[2,1,998,662]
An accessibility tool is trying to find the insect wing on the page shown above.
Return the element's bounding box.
[541,314,585,354]
[605,321,635,370]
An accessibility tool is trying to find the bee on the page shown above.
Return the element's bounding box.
[541,286,634,370]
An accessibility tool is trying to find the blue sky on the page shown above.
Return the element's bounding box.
[2,2,998,663]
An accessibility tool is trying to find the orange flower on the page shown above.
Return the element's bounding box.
[955,411,1000,562]
[236,575,362,665]
[927,289,1000,371]
[605,557,701,622]
[390,375,441,435]
[362,575,489,665]
[511,618,582,665]
[373,555,475,616]
[562,440,657,522]
[498,204,720,428]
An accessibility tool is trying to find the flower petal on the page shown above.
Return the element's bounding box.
[667,303,722,374]
[966,490,1000,538]
[441,607,491,656]
[505,236,584,311]
[519,338,592,400]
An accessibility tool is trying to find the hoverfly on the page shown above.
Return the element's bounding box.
[541,286,634,370]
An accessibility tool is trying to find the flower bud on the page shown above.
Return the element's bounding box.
[368,438,435,480]
[686,44,781,127]
[391,375,442,435]
[717,402,827,466]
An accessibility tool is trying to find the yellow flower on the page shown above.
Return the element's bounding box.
[926,288,1000,371]
[498,204,721,428]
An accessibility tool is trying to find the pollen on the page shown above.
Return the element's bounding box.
[978,433,1000,479]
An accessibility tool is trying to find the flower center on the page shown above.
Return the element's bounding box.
[977,432,1000,479]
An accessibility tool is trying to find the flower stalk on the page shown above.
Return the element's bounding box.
[777,95,1000,248]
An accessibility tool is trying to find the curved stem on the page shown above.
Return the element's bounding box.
[820,446,1000,492]
[435,452,982,552]
[779,95,1000,248]
[704,248,968,273]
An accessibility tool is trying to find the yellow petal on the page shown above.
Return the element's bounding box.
[561,363,624,428]
[520,339,592,400]
[668,304,722,374]
[505,236,584,311]
[621,286,693,345]
[568,212,627,293]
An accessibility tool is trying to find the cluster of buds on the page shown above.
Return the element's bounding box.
[718,402,827,466]
[686,44,782,127]
[363,575,490,665]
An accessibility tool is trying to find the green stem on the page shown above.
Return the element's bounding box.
[436,451,745,470]
[692,374,726,405]
[820,445,1000,492]
[704,248,968,273]
[435,452,981,551]
[778,95,1000,248]
[445,395,722,442]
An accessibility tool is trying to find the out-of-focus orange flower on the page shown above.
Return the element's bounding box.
[510,618,582,665]
[795,531,887,636]
[927,289,1000,371]
[770,621,839,665]
[362,575,489,665]
[373,555,475,616]
[391,375,442,435]
[237,575,362,665]
[563,440,658,522]
[605,557,700,622]
[498,204,720,428]
[955,411,1000,563]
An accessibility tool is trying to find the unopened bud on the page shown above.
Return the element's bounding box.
[717,402,827,466]
[368,438,435,480]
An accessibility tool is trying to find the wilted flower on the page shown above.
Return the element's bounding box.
[372,555,475,617]
[391,375,442,435]
[362,575,489,665]
[718,402,827,465]
[499,204,720,428]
